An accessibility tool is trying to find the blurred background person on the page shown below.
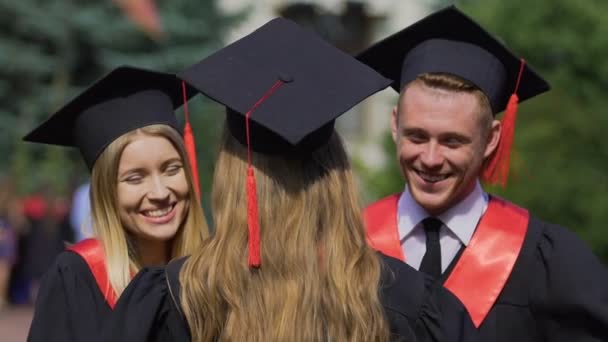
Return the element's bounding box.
[0,176,24,311]
[69,180,93,243]
[19,184,72,303]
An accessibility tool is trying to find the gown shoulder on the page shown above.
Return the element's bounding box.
[28,251,112,342]
[101,257,189,342]
[528,217,608,341]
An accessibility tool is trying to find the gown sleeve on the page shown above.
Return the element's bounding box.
[380,254,478,342]
[531,221,608,341]
[27,251,111,342]
[101,265,189,342]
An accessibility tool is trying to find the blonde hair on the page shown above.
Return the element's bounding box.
[90,124,208,296]
[404,72,494,134]
[180,125,390,342]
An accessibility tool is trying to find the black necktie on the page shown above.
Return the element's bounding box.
[419,217,442,279]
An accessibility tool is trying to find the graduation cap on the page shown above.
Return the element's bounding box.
[357,5,551,186]
[179,17,391,155]
[23,66,201,195]
[178,17,391,267]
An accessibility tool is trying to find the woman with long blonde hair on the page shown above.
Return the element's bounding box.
[25,66,208,342]
[104,19,476,342]
[186,127,392,341]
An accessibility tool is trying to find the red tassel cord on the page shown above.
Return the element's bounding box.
[246,167,261,267]
[182,81,201,199]
[244,80,284,268]
[482,59,525,187]
[482,94,519,186]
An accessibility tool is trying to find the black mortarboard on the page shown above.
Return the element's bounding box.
[23,66,192,170]
[357,5,550,114]
[178,17,391,268]
[178,17,392,155]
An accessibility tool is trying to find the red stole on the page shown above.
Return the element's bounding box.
[67,238,118,309]
[364,194,529,327]
[363,194,403,260]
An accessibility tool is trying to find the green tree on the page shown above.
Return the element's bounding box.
[358,0,608,261]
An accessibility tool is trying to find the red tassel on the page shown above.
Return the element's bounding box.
[243,79,285,268]
[482,59,525,187]
[247,166,261,267]
[182,81,201,199]
[184,122,200,198]
[482,94,518,186]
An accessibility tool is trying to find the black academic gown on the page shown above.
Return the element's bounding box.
[27,251,113,342]
[438,216,608,342]
[102,254,477,342]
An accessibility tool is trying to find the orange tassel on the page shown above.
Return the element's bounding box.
[482,94,519,187]
[247,166,261,267]
[482,59,525,187]
[182,81,200,199]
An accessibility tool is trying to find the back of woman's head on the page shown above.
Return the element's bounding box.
[181,124,388,341]
[91,124,207,296]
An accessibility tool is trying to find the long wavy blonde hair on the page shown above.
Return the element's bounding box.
[90,124,208,296]
[180,125,389,341]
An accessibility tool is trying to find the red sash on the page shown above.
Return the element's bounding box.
[67,238,118,309]
[363,194,404,261]
[364,194,529,327]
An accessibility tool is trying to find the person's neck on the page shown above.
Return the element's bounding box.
[135,238,170,267]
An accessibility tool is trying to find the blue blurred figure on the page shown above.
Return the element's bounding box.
[69,182,93,242]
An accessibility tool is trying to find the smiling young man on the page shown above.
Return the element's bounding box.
[359,6,608,342]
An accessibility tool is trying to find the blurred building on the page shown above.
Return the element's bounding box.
[217,0,431,170]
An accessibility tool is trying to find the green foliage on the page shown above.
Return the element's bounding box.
[0,0,238,202]
[353,132,402,204]
[358,0,608,261]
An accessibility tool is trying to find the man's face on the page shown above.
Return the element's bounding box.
[392,81,500,215]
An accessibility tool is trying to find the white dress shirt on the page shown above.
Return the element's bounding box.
[397,181,489,272]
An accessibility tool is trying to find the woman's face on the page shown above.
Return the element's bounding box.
[116,134,190,244]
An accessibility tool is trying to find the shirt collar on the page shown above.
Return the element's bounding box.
[397,181,488,246]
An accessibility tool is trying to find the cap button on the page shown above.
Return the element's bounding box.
[278,72,294,83]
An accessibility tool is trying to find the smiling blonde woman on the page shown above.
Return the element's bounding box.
[24,66,208,342]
